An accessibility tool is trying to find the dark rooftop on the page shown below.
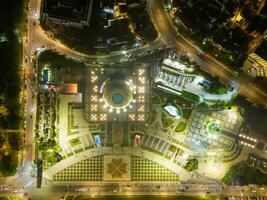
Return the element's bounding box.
[255,40,267,60]
[42,0,91,23]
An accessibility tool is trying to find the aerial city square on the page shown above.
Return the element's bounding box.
[0,0,267,199]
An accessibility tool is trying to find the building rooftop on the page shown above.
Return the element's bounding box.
[42,0,91,23]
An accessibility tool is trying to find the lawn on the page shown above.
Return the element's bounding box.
[175,122,187,132]
[181,90,200,103]
[168,145,178,153]
[153,89,194,107]
[182,108,192,119]
[69,138,81,147]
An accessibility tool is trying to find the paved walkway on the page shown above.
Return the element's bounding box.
[43,147,191,181]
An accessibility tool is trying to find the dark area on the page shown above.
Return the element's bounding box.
[41,0,99,54]
[37,50,85,91]
[255,40,267,61]
[40,0,157,54]
[42,0,92,23]
[222,161,267,186]
[171,0,267,69]
[233,95,267,136]
[127,6,157,41]
[0,132,21,176]
[0,0,26,128]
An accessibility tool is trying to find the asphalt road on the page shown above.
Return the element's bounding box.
[148,0,267,108]
[2,0,267,199]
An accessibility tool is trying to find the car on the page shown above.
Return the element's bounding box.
[203,52,208,59]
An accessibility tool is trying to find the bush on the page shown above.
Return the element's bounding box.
[69,138,81,147]
[184,158,198,172]
[175,122,187,132]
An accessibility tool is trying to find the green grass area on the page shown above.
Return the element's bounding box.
[74,148,84,154]
[168,145,178,153]
[175,122,187,132]
[48,152,62,165]
[153,89,194,107]
[182,109,192,119]
[66,195,224,200]
[69,138,81,147]
[206,122,220,134]
[161,113,174,128]
[84,145,94,150]
[181,90,200,103]
[178,149,184,157]
[67,152,74,157]
[9,197,24,200]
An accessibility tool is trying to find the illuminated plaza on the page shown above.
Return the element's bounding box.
[84,67,150,122]
[2,0,267,199]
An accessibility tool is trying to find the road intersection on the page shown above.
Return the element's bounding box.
[2,0,267,199]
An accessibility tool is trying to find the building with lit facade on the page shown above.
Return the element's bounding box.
[83,66,150,122]
[244,53,267,77]
[247,0,266,15]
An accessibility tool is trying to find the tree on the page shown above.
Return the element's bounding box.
[184,158,198,172]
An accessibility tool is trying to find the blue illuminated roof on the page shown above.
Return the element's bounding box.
[163,104,181,118]
[94,135,101,145]
[112,93,124,104]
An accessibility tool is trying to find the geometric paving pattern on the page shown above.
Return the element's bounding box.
[104,155,130,180]
[186,110,240,149]
[131,156,179,181]
[53,156,103,182]
[52,156,179,182]
[107,158,128,178]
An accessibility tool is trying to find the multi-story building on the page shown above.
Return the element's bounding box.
[40,0,93,28]
[244,53,267,77]
[247,0,266,15]
[228,9,249,30]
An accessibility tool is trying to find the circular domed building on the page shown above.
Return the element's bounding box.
[84,67,149,122]
[100,79,135,110]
